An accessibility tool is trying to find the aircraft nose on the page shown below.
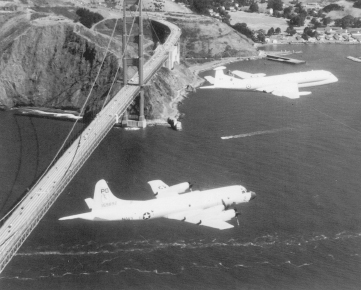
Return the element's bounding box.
[250,191,256,200]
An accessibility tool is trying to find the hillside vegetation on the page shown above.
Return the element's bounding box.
[165,14,257,59]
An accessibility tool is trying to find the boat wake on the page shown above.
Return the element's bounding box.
[14,231,361,257]
[221,127,293,140]
[3,231,358,281]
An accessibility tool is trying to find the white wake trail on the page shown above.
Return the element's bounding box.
[221,127,294,140]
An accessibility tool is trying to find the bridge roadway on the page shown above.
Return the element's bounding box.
[0,19,181,274]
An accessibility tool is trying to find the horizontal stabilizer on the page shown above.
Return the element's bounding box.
[299,91,312,96]
[200,85,217,89]
[232,70,266,79]
[59,212,93,221]
[85,198,94,209]
[148,180,169,194]
[214,66,227,71]
[204,76,215,84]
[148,180,191,198]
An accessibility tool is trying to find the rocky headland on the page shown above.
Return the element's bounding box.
[0,9,258,122]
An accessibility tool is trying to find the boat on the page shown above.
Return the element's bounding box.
[347,56,361,63]
[266,54,306,64]
[124,127,140,131]
[167,117,182,131]
[13,107,82,120]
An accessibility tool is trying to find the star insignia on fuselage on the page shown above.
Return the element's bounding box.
[143,212,151,220]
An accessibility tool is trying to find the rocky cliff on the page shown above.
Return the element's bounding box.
[0,12,122,118]
[0,10,257,121]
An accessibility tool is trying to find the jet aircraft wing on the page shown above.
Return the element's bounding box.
[256,82,301,99]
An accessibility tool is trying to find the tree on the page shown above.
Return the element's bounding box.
[76,8,104,28]
[335,15,355,29]
[283,6,292,18]
[267,0,283,11]
[323,4,343,13]
[323,17,332,26]
[257,32,266,42]
[232,23,255,40]
[304,27,317,37]
[274,11,282,18]
[354,0,361,9]
[317,9,325,17]
[267,27,275,36]
[249,2,259,12]
[354,18,361,28]
[290,15,305,26]
[286,26,297,35]
[222,13,231,24]
[275,27,281,34]
[294,2,307,16]
[192,0,210,14]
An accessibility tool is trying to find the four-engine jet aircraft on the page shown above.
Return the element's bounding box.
[59,179,256,230]
[201,66,338,99]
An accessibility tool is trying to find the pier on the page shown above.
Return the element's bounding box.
[0,15,181,274]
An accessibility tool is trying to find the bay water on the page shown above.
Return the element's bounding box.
[0,44,361,289]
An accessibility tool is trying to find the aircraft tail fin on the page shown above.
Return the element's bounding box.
[200,66,227,89]
[213,66,227,87]
[92,179,122,210]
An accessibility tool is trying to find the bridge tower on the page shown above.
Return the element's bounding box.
[122,0,146,128]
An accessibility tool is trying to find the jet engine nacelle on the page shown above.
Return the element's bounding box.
[156,182,191,196]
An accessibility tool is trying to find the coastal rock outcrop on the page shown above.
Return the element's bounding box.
[0,13,121,117]
[0,11,257,121]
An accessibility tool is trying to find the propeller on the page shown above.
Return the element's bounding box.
[234,208,241,227]
[222,199,228,210]
[188,182,193,191]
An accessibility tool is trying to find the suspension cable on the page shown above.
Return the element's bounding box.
[0,12,126,222]
[101,5,139,111]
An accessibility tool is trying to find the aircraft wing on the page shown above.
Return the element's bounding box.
[256,82,301,99]
[232,70,266,79]
[166,206,236,230]
[198,220,234,230]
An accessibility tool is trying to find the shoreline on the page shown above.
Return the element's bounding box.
[256,40,361,47]
[7,40,355,127]
[154,54,264,125]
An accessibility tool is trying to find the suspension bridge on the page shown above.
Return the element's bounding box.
[0,12,181,273]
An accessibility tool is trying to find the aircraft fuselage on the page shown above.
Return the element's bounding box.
[217,70,338,91]
[68,186,252,221]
